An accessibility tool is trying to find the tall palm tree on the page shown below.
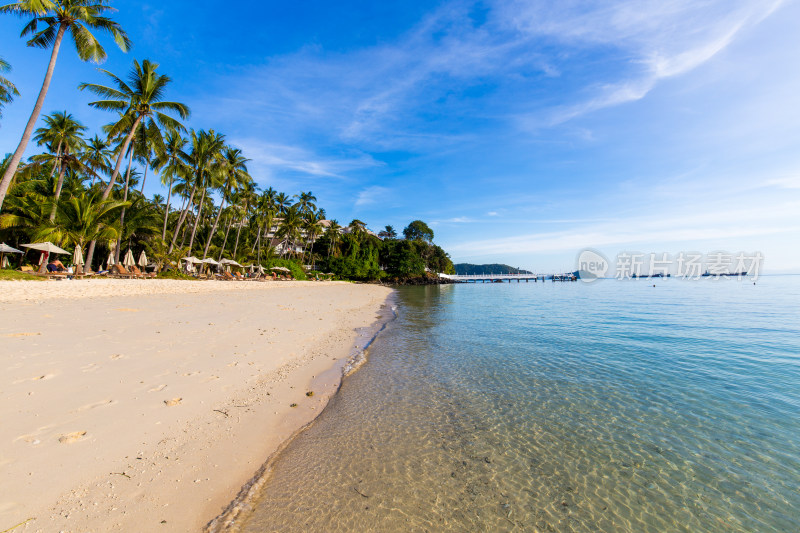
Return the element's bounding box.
[80,58,188,270]
[31,110,86,220]
[326,219,342,257]
[0,0,131,212]
[183,129,224,254]
[294,190,317,215]
[276,205,303,259]
[151,130,188,240]
[0,56,20,120]
[83,134,112,186]
[202,146,249,260]
[232,179,257,259]
[80,59,187,201]
[274,192,292,214]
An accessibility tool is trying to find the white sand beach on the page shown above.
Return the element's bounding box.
[0,279,392,532]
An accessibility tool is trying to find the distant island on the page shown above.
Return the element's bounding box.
[455,263,532,275]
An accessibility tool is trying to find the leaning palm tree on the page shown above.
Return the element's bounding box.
[151,130,189,240]
[202,146,249,260]
[79,58,188,270]
[0,0,131,212]
[0,56,20,120]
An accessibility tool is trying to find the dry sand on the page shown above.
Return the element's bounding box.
[0,279,393,532]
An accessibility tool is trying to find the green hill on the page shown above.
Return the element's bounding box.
[454,263,532,275]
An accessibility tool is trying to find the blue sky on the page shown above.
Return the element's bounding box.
[1,0,799,272]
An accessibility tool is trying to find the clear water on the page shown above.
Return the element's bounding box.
[238,276,800,532]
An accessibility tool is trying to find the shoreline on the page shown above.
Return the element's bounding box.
[205,292,398,532]
[0,279,393,533]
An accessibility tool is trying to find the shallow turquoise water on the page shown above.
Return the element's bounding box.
[240,276,800,532]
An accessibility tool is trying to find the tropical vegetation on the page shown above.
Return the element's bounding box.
[0,2,454,281]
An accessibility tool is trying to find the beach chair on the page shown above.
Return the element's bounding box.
[221,271,235,281]
[234,272,245,280]
[130,266,152,279]
[110,264,137,279]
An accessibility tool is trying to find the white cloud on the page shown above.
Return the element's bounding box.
[355,185,392,207]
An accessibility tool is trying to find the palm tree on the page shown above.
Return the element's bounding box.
[151,130,188,240]
[80,59,187,201]
[274,192,292,214]
[0,57,20,120]
[183,129,224,254]
[276,205,303,258]
[303,210,322,267]
[326,219,342,257]
[83,134,112,186]
[80,58,188,270]
[31,110,86,220]
[0,0,131,212]
[294,191,317,215]
[349,219,367,241]
[231,179,257,259]
[378,225,397,239]
[202,146,249,259]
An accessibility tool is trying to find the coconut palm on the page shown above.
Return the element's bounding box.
[0,0,131,212]
[202,146,249,259]
[80,58,188,269]
[83,134,112,186]
[274,192,292,214]
[294,190,317,215]
[182,129,224,254]
[31,110,86,220]
[151,130,188,240]
[231,179,257,258]
[0,56,20,120]
[326,219,342,257]
[276,205,303,258]
[80,59,187,201]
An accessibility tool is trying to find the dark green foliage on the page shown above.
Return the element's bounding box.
[454,263,532,275]
[402,220,434,242]
[264,258,307,280]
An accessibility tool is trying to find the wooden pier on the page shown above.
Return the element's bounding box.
[439,273,577,283]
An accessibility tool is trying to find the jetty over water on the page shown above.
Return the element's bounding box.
[439,273,577,283]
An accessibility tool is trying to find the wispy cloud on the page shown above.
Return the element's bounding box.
[355,185,393,207]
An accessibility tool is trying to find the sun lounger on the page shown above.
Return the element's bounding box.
[110,264,137,279]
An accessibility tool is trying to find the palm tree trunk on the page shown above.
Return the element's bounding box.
[218,213,233,261]
[48,161,68,222]
[202,198,225,260]
[232,215,244,259]
[49,141,63,179]
[115,148,135,263]
[169,184,196,253]
[161,176,173,241]
[187,185,207,253]
[139,160,148,194]
[85,114,144,271]
[0,24,67,212]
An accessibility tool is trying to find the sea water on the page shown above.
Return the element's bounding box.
[239,276,800,532]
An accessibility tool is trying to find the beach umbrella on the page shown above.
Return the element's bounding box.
[202,258,219,265]
[137,250,148,267]
[257,265,265,275]
[0,243,23,254]
[0,243,23,270]
[22,242,70,254]
[249,265,255,273]
[106,251,116,269]
[271,266,291,272]
[72,244,84,267]
[182,256,202,264]
[123,249,135,268]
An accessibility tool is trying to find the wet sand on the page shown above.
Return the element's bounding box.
[0,279,392,532]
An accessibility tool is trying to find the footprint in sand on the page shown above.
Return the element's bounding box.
[109,353,126,360]
[148,384,167,393]
[58,431,87,444]
[81,363,101,373]
[13,373,55,384]
[164,398,182,406]
[74,399,116,412]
